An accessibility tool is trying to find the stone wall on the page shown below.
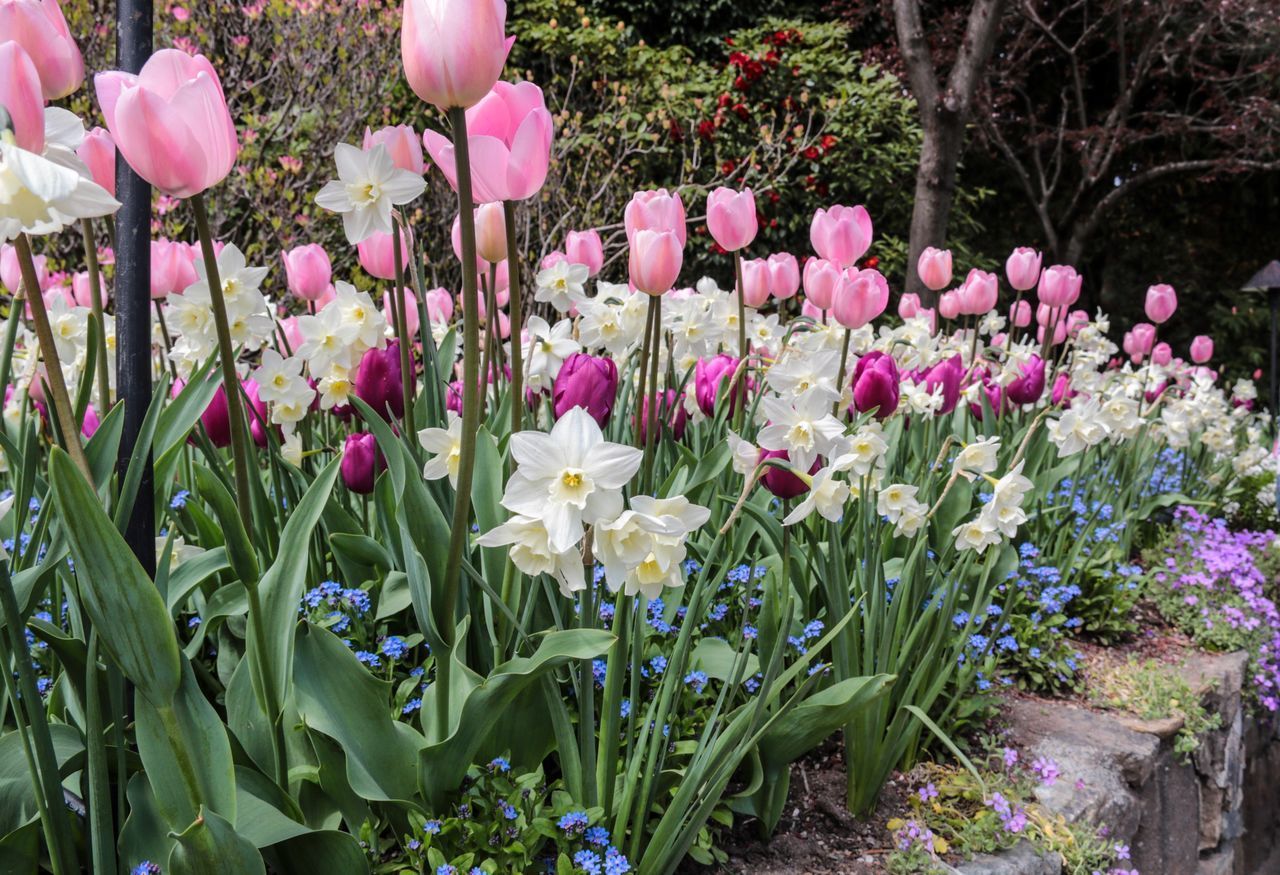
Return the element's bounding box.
[957,652,1280,875]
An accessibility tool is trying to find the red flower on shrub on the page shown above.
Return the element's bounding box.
[697,120,716,141]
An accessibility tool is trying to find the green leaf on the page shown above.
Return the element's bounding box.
[48,448,181,706]
[265,831,370,875]
[690,637,759,682]
[194,467,259,588]
[156,361,218,460]
[164,547,231,615]
[167,808,264,875]
[293,624,423,802]
[0,725,83,836]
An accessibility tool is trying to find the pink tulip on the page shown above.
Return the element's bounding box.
[80,404,100,439]
[1005,247,1042,292]
[426,288,454,323]
[802,257,841,310]
[707,187,758,252]
[801,299,824,321]
[553,353,618,427]
[938,290,961,321]
[474,202,507,263]
[280,316,305,353]
[357,227,415,282]
[851,351,899,419]
[0,42,45,152]
[1009,300,1031,328]
[628,229,683,296]
[1052,374,1075,407]
[958,269,998,315]
[1190,335,1213,364]
[1065,310,1090,336]
[281,243,333,302]
[916,247,952,292]
[150,238,198,299]
[341,431,385,494]
[625,189,687,246]
[831,268,889,330]
[766,253,800,300]
[564,230,604,276]
[1,244,47,293]
[810,205,872,268]
[363,124,424,174]
[898,292,922,319]
[0,0,83,100]
[95,49,238,199]
[76,127,116,197]
[918,307,937,333]
[1038,320,1068,348]
[740,258,771,308]
[424,79,552,203]
[1037,265,1082,309]
[1124,323,1156,361]
[71,272,107,309]
[1144,283,1177,325]
[383,289,420,337]
[1151,342,1172,366]
[401,0,513,111]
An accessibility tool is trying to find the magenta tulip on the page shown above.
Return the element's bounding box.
[916,247,952,292]
[707,187,758,252]
[958,269,998,315]
[740,258,771,308]
[831,268,889,330]
[760,448,816,500]
[1144,284,1177,325]
[766,253,800,300]
[355,343,405,420]
[76,126,116,197]
[898,292,922,319]
[281,243,333,302]
[402,0,512,111]
[1037,265,1082,309]
[95,49,238,199]
[1005,247,1042,292]
[918,355,963,415]
[363,124,424,175]
[810,205,872,268]
[636,390,688,444]
[628,229,683,296]
[851,351,899,419]
[802,257,841,311]
[1005,355,1046,405]
[150,238,198,299]
[0,0,83,100]
[1190,335,1213,364]
[625,189,687,245]
[695,354,745,417]
[424,79,552,203]
[1051,374,1074,407]
[341,432,385,494]
[0,42,45,153]
[553,353,618,427]
[565,230,604,276]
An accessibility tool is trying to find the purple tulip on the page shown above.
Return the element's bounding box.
[1051,373,1074,408]
[355,343,405,421]
[341,432,384,494]
[918,355,963,416]
[760,448,817,500]
[635,390,689,444]
[1005,355,1046,406]
[695,354,746,417]
[851,351,900,420]
[553,353,619,427]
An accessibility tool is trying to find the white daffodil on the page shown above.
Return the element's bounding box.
[156,534,206,570]
[419,412,463,487]
[534,260,589,314]
[521,315,579,394]
[280,429,305,467]
[767,349,842,400]
[1048,398,1108,457]
[333,283,388,354]
[0,136,119,242]
[316,363,354,411]
[876,483,920,520]
[252,350,305,405]
[953,437,1001,481]
[297,305,361,373]
[476,515,585,597]
[783,467,849,525]
[833,424,888,478]
[726,430,760,476]
[989,462,1033,512]
[501,406,643,553]
[595,502,705,600]
[757,390,846,473]
[315,143,425,244]
[953,514,1001,554]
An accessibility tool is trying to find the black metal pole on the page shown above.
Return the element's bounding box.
[115,0,155,576]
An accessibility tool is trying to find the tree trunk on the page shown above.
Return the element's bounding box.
[905,115,965,304]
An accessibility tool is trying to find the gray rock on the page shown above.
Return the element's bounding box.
[950,841,1062,875]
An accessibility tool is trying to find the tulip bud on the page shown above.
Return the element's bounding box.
[282,243,333,301]
[918,355,963,415]
[150,238,198,299]
[898,292,922,319]
[341,431,385,494]
[635,389,688,444]
[766,253,800,300]
[1009,300,1031,328]
[810,205,872,268]
[625,189,687,245]
[1037,265,1082,309]
[553,353,618,427]
[0,42,45,153]
[474,202,508,264]
[707,187,758,252]
[565,230,604,276]
[1052,373,1074,407]
[916,247,952,292]
[1190,336,1213,364]
[0,0,84,100]
[628,229,682,296]
[1004,247,1042,292]
[77,127,117,197]
[802,258,841,310]
[384,289,420,338]
[1144,283,1177,325]
[938,290,961,321]
[357,227,414,282]
[958,269,998,316]
[72,271,107,309]
[831,268,889,330]
[851,351,899,419]
[1151,342,1172,367]
[740,258,771,308]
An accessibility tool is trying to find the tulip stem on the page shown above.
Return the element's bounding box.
[392,215,416,438]
[640,295,662,493]
[190,194,254,528]
[80,219,112,411]
[504,202,524,435]
[14,236,91,481]
[733,250,747,432]
[834,328,852,418]
[441,106,482,701]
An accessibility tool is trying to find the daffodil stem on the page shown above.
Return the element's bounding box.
[392,215,416,439]
[191,193,253,527]
[0,259,27,400]
[441,106,482,697]
[14,235,91,480]
[504,201,524,435]
[80,219,112,411]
